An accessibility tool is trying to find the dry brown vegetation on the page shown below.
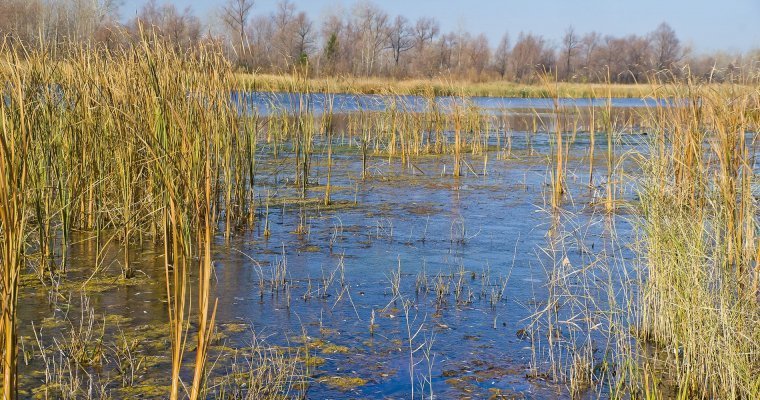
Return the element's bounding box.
[530,81,760,399]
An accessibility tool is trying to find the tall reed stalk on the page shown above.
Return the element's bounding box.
[588,97,596,187]
[452,102,463,177]
[540,73,568,208]
[604,74,615,212]
[324,89,334,206]
[0,47,30,400]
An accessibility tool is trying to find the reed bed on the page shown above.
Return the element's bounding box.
[0,38,254,397]
[633,82,760,398]
[0,42,30,397]
[528,80,760,399]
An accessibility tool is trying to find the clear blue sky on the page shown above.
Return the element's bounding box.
[119,0,760,53]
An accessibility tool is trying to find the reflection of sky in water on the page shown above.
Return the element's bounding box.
[232,91,672,115]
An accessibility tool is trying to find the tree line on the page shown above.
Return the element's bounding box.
[2,0,758,83]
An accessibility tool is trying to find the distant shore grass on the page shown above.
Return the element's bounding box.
[236,73,674,98]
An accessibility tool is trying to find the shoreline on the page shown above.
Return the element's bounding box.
[235,72,722,99]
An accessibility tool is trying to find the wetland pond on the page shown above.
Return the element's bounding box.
[232,91,668,115]
[19,95,654,398]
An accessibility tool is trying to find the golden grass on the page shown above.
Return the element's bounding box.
[531,80,760,399]
[234,72,753,98]
[0,44,30,398]
[635,82,760,399]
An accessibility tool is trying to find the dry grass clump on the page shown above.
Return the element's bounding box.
[635,82,760,398]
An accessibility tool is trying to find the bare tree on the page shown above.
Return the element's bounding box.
[560,26,580,80]
[129,0,202,50]
[413,17,439,49]
[273,0,296,30]
[162,6,202,49]
[294,12,314,66]
[270,0,297,69]
[435,32,456,72]
[247,14,275,70]
[352,2,389,76]
[468,33,491,79]
[580,31,600,80]
[623,34,652,82]
[651,22,683,73]
[79,0,120,41]
[598,35,626,81]
[388,15,414,69]
[1,0,120,47]
[493,33,510,78]
[410,16,439,76]
[510,32,554,82]
[0,0,44,46]
[221,0,254,61]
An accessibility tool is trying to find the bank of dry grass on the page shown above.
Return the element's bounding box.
[235,72,661,97]
[235,72,754,99]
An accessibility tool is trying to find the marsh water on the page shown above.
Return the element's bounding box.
[17,96,651,398]
[232,91,667,115]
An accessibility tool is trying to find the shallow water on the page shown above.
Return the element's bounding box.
[17,109,652,398]
[233,91,669,116]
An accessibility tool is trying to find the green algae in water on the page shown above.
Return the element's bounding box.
[304,355,326,367]
[221,322,249,334]
[320,343,350,354]
[318,375,368,390]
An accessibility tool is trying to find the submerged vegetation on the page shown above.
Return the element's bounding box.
[0,33,758,399]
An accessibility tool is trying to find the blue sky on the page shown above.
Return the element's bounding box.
[119,0,760,53]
